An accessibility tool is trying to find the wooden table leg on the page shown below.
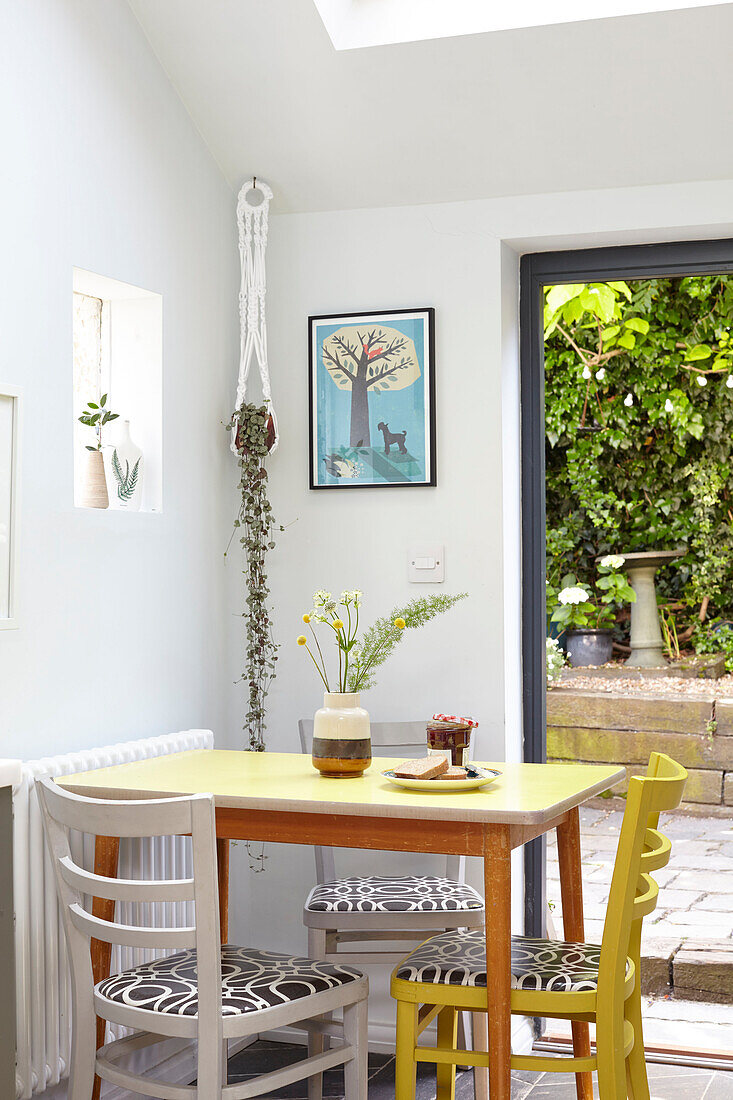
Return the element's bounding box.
[216,837,229,944]
[557,807,593,1100]
[484,824,512,1100]
[91,835,120,1100]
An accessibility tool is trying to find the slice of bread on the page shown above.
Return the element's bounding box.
[393,756,449,780]
[436,766,468,780]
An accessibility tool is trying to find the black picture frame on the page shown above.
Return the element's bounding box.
[308,307,436,490]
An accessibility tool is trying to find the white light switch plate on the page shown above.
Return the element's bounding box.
[408,543,444,583]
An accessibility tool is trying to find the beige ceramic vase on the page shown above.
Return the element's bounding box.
[80,450,109,509]
[312,692,371,778]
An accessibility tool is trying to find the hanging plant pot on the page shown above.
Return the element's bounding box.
[236,411,276,455]
[565,628,613,667]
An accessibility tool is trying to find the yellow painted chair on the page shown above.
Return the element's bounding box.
[390,752,687,1100]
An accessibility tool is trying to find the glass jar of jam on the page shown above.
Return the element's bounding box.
[426,719,473,767]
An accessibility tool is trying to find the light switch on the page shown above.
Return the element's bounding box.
[408,543,444,583]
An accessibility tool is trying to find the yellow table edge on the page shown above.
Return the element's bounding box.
[58,750,626,826]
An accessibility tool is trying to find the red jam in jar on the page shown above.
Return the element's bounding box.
[426,719,472,767]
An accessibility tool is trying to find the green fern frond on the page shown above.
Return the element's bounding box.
[127,457,141,496]
[111,449,124,485]
[347,592,467,692]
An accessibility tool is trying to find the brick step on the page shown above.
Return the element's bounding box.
[673,942,733,1004]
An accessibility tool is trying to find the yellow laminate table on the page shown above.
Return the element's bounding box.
[60,750,624,1100]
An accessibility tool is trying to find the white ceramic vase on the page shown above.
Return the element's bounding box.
[105,420,144,511]
[312,692,371,778]
[80,450,109,509]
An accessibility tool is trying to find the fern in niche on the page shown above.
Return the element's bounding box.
[112,450,141,501]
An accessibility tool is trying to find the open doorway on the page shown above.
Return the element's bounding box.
[520,239,733,1068]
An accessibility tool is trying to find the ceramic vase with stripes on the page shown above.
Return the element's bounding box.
[312,692,371,778]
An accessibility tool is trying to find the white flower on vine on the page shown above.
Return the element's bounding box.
[599,554,625,569]
[624,393,634,407]
[558,586,590,606]
[697,375,707,387]
[582,367,592,380]
[727,376,733,389]
[595,368,606,381]
[664,398,674,413]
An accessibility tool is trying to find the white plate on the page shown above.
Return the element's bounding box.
[382,766,501,793]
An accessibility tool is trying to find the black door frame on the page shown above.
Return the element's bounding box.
[520,236,733,938]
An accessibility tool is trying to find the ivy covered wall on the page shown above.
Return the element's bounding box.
[545,275,733,644]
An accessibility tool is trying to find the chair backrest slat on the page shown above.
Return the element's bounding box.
[60,855,195,903]
[639,828,671,874]
[632,872,659,919]
[298,718,464,885]
[45,778,196,837]
[70,904,197,949]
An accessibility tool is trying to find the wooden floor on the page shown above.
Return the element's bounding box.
[227,1040,733,1098]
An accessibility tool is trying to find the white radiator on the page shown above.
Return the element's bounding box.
[13,729,214,1098]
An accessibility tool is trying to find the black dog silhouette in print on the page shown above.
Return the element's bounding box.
[377,421,408,455]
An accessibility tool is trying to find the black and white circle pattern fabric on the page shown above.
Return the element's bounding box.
[96,944,362,1017]
[395,929,610,992]
[305,876,484,914]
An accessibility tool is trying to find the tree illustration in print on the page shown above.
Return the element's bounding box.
[321,325,421,447]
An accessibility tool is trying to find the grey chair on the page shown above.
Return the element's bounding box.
[299,720,486,1100]
[38,778,369,1099]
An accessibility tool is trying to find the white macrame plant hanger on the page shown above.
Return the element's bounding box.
[232,176,279,453]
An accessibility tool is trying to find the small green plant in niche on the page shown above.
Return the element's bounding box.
[228,403,281,753]
[78,394,119,450]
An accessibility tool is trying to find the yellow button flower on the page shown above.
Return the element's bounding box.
[333,619,344,629]
[297,635,307,646]
[394,617,406,629]
[302,614,311,623]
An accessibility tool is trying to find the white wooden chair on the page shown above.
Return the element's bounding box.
[299,720,486,1100]
[38,778,369,1100]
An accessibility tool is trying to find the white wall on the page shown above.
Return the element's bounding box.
[0,0,239,757]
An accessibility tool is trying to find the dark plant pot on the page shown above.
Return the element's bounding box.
[566,628,613,668]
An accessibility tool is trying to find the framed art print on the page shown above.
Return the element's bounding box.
[309,307,435,489]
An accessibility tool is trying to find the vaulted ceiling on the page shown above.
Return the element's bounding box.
[128,0,733,213]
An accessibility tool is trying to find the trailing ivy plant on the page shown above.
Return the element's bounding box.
[227,402,280,753]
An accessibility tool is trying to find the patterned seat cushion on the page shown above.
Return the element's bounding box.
[305,875,485,914]
[96,944,361,1016]
[395,929,610,993]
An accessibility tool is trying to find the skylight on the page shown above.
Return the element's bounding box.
[313,0,731,50]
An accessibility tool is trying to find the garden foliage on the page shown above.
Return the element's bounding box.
[545,275,733,638]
